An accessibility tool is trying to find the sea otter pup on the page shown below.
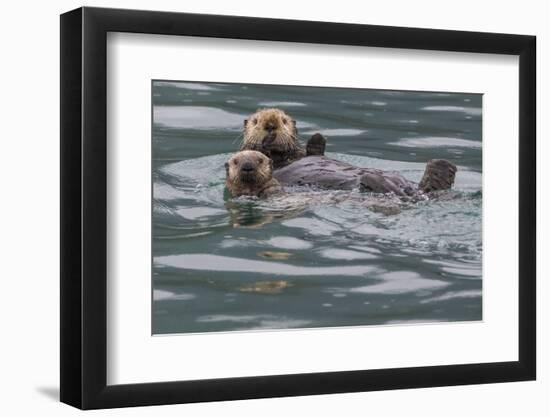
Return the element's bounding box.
[240,108,326,169]
[225,150,283,198]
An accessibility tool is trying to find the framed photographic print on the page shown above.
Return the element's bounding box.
[60,6,536,409]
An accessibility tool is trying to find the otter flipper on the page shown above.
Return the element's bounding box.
[418,159,457,193]
[306,133,326,156]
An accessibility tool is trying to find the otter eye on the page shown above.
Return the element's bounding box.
[252,118,258,125]
[233,159,239,165]
[258,158,263,164]
[282,118,288,125]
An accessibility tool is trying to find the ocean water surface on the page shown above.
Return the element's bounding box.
[152,81,482,334]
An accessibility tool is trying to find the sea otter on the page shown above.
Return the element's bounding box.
[240,108,457,195]
[225,150,283,198]
[240,108,326,169]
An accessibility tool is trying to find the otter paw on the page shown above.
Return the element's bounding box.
[306,133,326,156]
[418,159,457,193]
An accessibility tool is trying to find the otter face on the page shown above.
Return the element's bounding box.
[225,150,273,190]
[242,108,298,151]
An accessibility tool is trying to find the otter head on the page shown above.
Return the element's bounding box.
[241,108,300,157]
[225,150,274,197]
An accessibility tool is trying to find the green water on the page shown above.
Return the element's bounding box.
[152,80,482,334]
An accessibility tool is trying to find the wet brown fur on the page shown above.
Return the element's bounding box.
[241,108,306,168]
[225,150,283,198]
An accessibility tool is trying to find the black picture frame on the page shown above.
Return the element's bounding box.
[60,6,536,410]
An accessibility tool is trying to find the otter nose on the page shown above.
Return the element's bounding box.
[265,122,275,132]
[241,162,255,173]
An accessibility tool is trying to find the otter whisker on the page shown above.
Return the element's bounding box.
[231,132,244,146]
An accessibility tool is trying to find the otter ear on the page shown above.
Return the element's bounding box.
[224,162,229,174]
[243,119,248,127]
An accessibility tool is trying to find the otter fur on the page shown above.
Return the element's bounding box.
[241,108,326,169]
[225,150,283,198]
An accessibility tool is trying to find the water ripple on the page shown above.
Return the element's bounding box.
[155,254,379,277]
